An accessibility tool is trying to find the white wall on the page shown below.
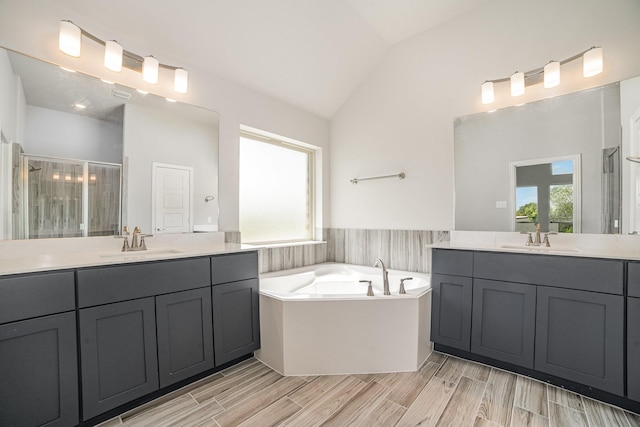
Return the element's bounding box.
[123,103,218,233]
[621,75,640,233]
[330,0,640,230]
[0,0,330,232]
[24,105,122,163]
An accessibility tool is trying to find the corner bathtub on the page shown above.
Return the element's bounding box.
[255,263,432,376]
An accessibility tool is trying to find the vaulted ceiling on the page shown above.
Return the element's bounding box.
[49,0,496,118]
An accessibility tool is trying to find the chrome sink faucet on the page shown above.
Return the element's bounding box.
[373,258,391,295]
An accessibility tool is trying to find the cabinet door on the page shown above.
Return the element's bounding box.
[79,298,159,420]
[628,297,640,401]
[0,312,78,427]
[431,273,472,351]
[212,279,260,366]
[156,287,214,388]
[471,279,536,368]
[535,287,624,396]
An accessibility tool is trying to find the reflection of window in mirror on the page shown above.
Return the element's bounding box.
[515,186,538,232]
[511,155,581,233]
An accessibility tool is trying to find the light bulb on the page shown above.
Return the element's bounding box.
[59,20,81,57]
[174,68,188,93]
[511,71,525,97]
[481,81,494,104]
[104,40,123,72]
[143,56,159,84]
[583,47,603,77]
[544,61,560,88]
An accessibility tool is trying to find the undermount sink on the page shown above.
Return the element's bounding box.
[499,244,580,254]
[98,249,184,258]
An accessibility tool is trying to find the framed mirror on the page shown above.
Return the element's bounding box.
[454,82,622,234]
[0,47,219,240]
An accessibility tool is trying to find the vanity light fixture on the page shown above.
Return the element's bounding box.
[58,20,188,93]
[480,46,603,105]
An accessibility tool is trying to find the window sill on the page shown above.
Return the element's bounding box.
[242,240,326,249]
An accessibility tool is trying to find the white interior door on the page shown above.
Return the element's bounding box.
[153,163,192,234]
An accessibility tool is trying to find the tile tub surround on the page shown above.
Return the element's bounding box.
[248,228,449,274]
[325,228,450,273]
[438,230,640,261]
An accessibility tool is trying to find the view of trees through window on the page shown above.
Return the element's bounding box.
[516,185,573,233]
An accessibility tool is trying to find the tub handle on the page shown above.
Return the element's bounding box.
[399,277,413,295]
[360,280,374,296]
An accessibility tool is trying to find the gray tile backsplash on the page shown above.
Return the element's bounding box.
[248,228,449,274]
[325,228,449,273]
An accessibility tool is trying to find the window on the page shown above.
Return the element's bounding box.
[239,131,315,244]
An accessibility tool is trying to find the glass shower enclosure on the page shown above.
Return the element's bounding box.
[21,155,121,239]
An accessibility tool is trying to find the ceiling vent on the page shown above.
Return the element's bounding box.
[111,89,131,100]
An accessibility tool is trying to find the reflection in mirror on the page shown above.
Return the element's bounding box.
[511,156,581,234]
[0,47,219,240]
[454,82,621,234]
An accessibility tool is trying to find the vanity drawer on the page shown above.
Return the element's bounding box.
[432,249,473,277]
[628,262,640,297]
[211,251,259,285]
[77,257,210,308]
[0,271,75,324]
[474,252,623,295]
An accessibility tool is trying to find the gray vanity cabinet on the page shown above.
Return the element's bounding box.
[77,257,211,420]
[0,312,79,427]
[211,251,261,366]
[0,271,78,427]
[212,278,260,366]
[430,249,474,352]
[431,273,473,351]
[627,261,640,400]
[471,279,536,368]
[156,287,214,388]
[79,297,159,420]
[628,297,640,401]
[535,286,624,396]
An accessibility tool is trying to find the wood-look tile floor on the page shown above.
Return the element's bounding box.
[98,353,640,427]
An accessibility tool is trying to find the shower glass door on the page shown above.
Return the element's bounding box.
[22,155,121,239]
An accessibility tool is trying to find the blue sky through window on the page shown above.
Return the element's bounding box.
[516,186,537,207]
[552,160,573,175]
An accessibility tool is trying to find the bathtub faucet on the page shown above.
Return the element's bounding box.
[373,258,391,295]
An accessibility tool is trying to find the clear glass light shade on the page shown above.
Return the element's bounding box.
[59,20,81,57]
[104,41,123,72]
[511,71,525,97]
[174,68,188,93]
[544,61,560,88]
[143,56,159,84]
[583,47,603,77]
[481,81,494,104]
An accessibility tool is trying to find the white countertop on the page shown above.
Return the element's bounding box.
[0,232,258,276]
[430,231,640,261]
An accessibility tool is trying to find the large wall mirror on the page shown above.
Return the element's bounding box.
[454,79,640,234]
[0,47,219,240]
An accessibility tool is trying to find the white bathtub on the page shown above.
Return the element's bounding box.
[255,263,432,376]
